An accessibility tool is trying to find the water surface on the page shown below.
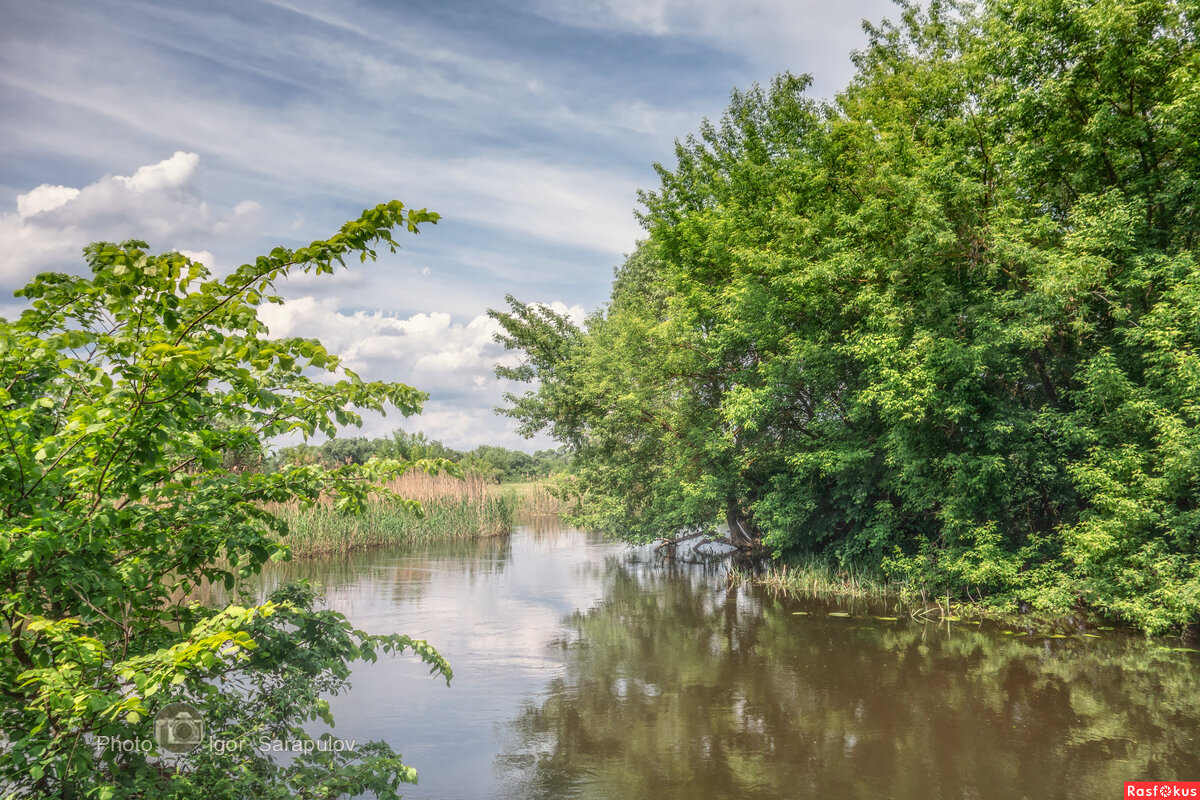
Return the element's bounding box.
[260,524,1200,799]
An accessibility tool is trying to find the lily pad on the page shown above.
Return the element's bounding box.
[873,616,899,621]
[791,612,808,616]
[827,612,851,617]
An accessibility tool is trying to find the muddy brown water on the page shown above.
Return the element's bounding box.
[249,523,1200,799]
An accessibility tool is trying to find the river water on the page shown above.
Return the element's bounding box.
[256,523,1200,799]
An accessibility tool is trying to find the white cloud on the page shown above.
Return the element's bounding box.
[610,100,709,139]
[115,150,198,192]
[257,299,508,395]
[176,249,216,268]
[429,157,641,254]
[256,296,584,449]
[3,62,645,257]
[17,184,79,218]
[0,153,259,284]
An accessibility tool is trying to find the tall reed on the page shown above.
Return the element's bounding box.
[511,479,566,517]
[272,471,513,558]
[747,555,901,599]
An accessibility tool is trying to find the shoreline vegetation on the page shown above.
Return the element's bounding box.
[271,471,518,558]
[269,471,569,559]
[729,556,1198,643]
[488,2,1200,637]
[739,563,1200,651]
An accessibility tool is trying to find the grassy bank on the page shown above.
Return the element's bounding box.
[732,555,1163,637]
[742,556,903,600]
[274,471,514,558]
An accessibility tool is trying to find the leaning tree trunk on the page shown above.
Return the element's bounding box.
[725,498,761,549]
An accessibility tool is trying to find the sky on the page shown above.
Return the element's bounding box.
[0,0,896,452]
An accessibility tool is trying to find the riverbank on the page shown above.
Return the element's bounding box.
[733,555,1199,642]
[263,524,1200,797]
[274,471,515,558]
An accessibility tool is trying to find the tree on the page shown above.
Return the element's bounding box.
[0,201,455,798]
[492,0,1200,633]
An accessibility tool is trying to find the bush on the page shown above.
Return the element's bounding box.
[0,202,456,797]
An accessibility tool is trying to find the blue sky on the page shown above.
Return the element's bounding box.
[1,0,895,450]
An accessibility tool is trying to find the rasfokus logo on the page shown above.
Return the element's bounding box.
[1126,782,1200,797]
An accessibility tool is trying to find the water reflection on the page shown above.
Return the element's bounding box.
[495,544,1200,799]
[251,526,1199,799]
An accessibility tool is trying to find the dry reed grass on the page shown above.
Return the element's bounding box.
[272,470,514,558]
[514,480,566,517]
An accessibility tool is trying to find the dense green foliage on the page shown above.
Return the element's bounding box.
[0,203,454,797]
[492,0,1200,633]
[275,430,571,483]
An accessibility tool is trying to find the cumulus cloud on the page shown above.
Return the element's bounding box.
[115,151,200,192]
[257,296,585,449]
[17,184,80,218]
[0,152,260,287]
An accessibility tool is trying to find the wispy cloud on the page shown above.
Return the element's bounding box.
[1,0,893,448]
[533,0,896,95]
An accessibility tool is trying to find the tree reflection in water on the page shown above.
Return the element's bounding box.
[497,557,1200,800]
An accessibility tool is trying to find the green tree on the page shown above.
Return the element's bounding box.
[0,201,455,797]
[492,0,1200,633]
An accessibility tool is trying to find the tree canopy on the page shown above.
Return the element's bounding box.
[0,202,454,797]
[491,0,1200,634]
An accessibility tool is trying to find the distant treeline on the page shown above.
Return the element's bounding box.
[271,429,571,483]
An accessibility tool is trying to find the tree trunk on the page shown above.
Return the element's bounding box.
[725,499,760,549]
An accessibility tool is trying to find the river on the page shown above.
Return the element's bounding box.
[254,522,1200,799]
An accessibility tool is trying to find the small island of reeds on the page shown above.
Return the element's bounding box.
[273,471,515,558]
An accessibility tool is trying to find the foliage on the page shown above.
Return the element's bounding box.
[491,1,1200,633]
[0,202,454,797]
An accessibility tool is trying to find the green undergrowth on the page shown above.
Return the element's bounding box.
[734,555,1196,640]
[745,556,902,599]
[734,556,902,599]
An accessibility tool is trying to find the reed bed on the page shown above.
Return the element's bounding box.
[739,555,901,599]
[487,478,569,518]
[272,471,514,558]
[516,480,567,516]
